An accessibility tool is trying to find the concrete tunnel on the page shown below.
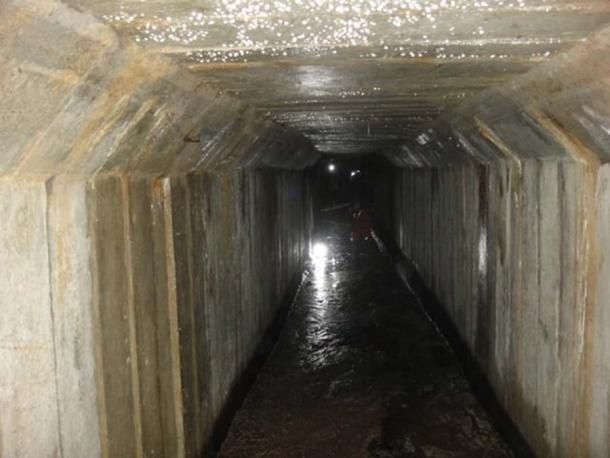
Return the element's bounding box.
[2,0,610,456]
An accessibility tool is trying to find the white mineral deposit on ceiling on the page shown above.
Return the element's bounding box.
[65,0,610,154]
[67,0,608,62]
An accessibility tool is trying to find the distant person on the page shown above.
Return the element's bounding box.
[349,170,374,241]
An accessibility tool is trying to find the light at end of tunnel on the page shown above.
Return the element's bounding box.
[327,163,336,172]
[311,242,328,259]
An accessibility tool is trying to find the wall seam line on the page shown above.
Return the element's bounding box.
[121,176,145,458]
[44,176,65,458]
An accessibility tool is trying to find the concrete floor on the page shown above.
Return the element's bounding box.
[220,214,512,457]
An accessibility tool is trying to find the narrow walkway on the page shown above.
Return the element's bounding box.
[221,216,512,457]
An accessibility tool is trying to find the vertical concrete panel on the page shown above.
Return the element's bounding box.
[468,164,482,350]
[507,160,524,423]
[211,173,239,416]
[393,169,404,251]
[455,167,468,345]
[556,162,598,457]
[589,165,610,456]
[125,177,166,456]
[430,168,441,304]
[536,161,561,454]
[517,161,542,447]
[504,162,520,408]
[150,177,185,457]
[453,169,464,330]
[186,174,214,444]
[88,176,139,458]
[47,178,101,458]
[64,168,310,458]
[170,176,202,456]
[0,179,59,458]
[388,157,606,457]
[200,173,225,426]
[230,172,246,378]
[486,163,509,390]
[248,171,269,339]
[237,171,255,374]
[555,162,581,456]
[475,163,491,369]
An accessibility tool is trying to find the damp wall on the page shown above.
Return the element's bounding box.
[384,27,610,457]
[0,2,316,456]
[1,171,311,457]
[88,169,311,457]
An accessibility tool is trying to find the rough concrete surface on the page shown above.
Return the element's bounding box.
[1,170,312,457]
[379,29,610,456]
[1,0,610,456]
[222,215,512,457]
[0,2,315,456]
[65,0,610,154]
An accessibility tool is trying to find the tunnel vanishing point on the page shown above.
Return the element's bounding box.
[2,0,610,457]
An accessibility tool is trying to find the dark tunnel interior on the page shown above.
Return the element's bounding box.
[219,155,532,456]
[2,1,610,457]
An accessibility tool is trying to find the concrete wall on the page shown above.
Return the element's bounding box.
[1,171,310,457]
[85,170,310,457]
[0,1,316,456]
[384,28,610,457]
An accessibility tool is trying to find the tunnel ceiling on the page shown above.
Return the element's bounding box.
[65,0,610,155]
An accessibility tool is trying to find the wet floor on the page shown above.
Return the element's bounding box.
[220,215,513,457]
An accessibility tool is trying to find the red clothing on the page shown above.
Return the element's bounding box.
[351,208,373,241]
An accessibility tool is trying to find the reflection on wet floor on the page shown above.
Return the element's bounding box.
[220,215,512,457]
